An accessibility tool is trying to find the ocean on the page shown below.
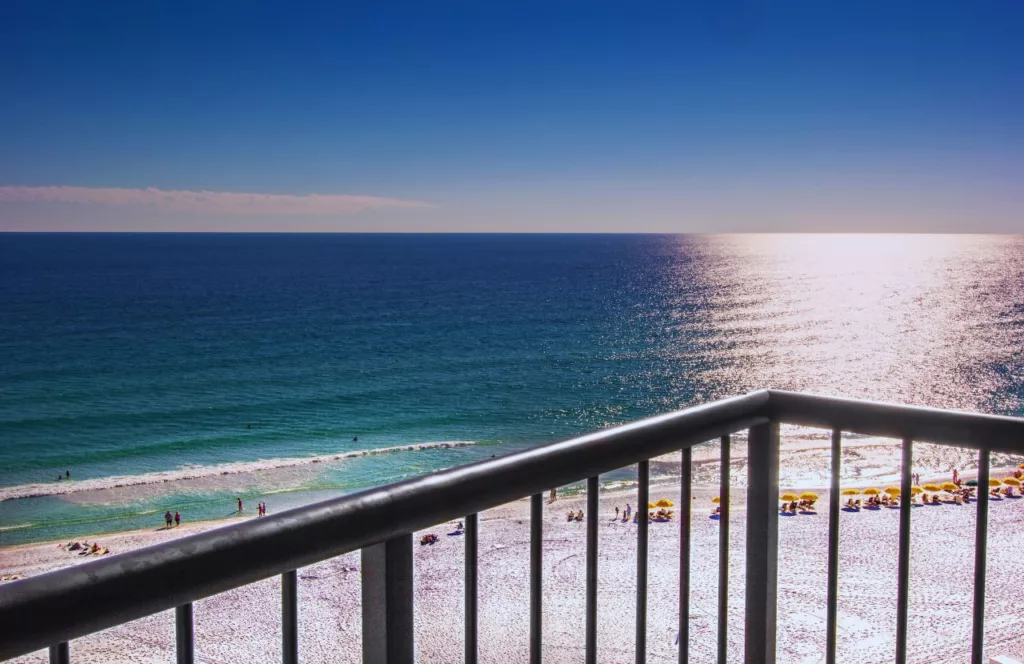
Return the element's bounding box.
[1,233,1022,546]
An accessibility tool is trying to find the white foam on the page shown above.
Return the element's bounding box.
[0,441,476,502]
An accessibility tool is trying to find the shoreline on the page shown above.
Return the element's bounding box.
[3,460,1020,554]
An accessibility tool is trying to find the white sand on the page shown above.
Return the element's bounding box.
[3,477,1024,664]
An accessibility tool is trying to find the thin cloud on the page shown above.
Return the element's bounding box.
[0,185,430,215]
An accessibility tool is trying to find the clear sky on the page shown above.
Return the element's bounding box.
[1,1,1022,232]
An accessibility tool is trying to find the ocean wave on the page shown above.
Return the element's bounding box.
[0,441,476,502]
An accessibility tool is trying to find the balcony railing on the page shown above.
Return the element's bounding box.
[2,390,1023,664]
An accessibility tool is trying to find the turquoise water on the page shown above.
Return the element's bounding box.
[1,234,1022,545]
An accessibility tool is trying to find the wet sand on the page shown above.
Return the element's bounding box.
[3,471,1024,664]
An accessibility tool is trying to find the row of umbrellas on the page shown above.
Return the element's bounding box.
[833,476,1023,498]
[651,467,1024,507]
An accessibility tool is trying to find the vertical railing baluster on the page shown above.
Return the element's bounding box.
[895,438,913,664]
[718,435,730,664]
[825,429,841,664]
[636,460,650,664]
[531,493,543,664]
[586,476,599,664]
[282,570,297,664]
[176,603,194,664]
[679,446,692,664]
[466,512,479,664]
[362,534,415,664]
[745,421,780,664]
[49,642,69,664]
[971,449,990,664]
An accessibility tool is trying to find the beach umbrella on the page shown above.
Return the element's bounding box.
[1019,464,1024,470]
[922,483,942,492]
[711,496,721,504]
[1003,477,1022,488]
[940,482,959,492]
[989,478,1002,487]
[648,502,657,509]
[780,492,800,502]
[656,498,675,508]
[862,487,881,496]
[966,479,978,487]
[841,488,860,496]
[910,486,924,495]
[799,492,819,501]
[884,487,901,496]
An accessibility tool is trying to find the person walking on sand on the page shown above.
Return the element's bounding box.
[237,497,243,513]
[549,487,556,503]
[174,511,180,527]
[165,511,172,528]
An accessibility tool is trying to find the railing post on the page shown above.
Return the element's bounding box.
[362,534,414,664]
[744,421,779,664]
[531,493,543,664]
[825,429,841,664]
[895,438,912,664]
[586,476,599,664]
[49,643,69,664]
[718,436,730,664]
[282,570,298,664]
[971,449,990,664]
[176,603,194,664]
[679,447,692,664]
[466,512,479,664]
[636,460,650,664]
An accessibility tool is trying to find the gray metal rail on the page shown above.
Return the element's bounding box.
[1,389,1022,664]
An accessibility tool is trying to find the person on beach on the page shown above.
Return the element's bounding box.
[615,506,619,520]
[66,470,70,479]
[953,468,960,485]
[165,511,173,528]
[237,498,243,513]
[175,511,180,526]
[549,487,557,503]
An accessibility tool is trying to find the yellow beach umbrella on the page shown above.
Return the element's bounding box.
[656,498,675,508]
[911,486,924,495]
[862,487,881,496]
[711,496,721,504]
[799,492,819,501]
[841,488,860,496]
[780,492,800,502]
[884,487,901,496]
[1002,477,1022,488]
[922,483,942,492]
[940,482,959,492]
[989,478,1002,488]
[647,502,657,509]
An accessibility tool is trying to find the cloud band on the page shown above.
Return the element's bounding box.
[0,185,429,216]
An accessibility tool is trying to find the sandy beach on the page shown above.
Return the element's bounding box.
[3,467,1024,664]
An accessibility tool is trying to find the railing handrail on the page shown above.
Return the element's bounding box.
[1,389,1023,660]
[767,390,1024,453]
[0,391,768,659]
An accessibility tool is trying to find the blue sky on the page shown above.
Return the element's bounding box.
[1,1,1022,231]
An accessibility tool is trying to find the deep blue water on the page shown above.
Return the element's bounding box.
[1,234,1022,544]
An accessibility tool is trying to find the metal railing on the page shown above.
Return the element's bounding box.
[1,390,1023,664]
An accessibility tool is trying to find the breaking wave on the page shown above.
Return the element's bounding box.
[0,441,476,502]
